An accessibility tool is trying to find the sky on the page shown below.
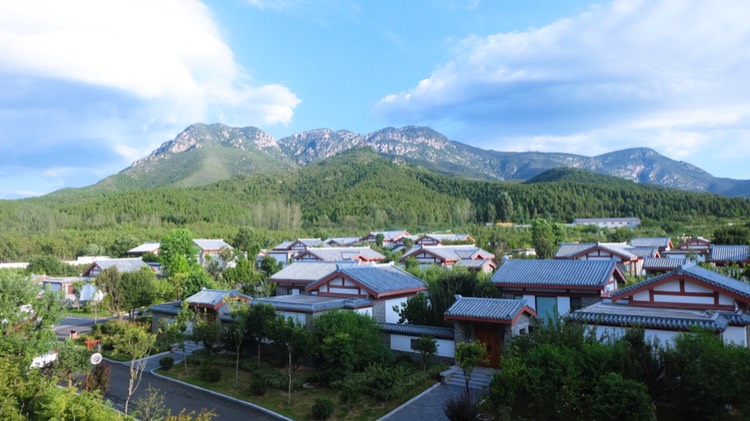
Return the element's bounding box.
[2,0,750,198]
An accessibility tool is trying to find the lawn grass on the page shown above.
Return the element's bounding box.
[157,358,438,420]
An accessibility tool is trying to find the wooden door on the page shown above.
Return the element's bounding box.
[474,325,501,368]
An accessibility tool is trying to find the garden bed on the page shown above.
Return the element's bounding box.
[157,353,442,421]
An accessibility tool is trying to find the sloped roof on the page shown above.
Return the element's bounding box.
[251,294,372,313]
[568,302,731,332]
[626,247,660,258]
[555,242,638,260]
[193,239,232,251]
[298,247,385,262]
[269,262,357,284]
[418,233,473,243]
[324,237,361,247]
[710,245,750,262]
[445,296,535,323]
[455,259,495,269]
[187,289,250,306]
[614,265,750,300]
[630,237,671,248]
[401,245,494,261]
[573,217,640,224]
[336,265,427,297]
[642,258,690,270]
[127,242,161,254]
[86,258,149,275]
[492,259,621,289]
[377,322,455,340]
[273,241,295,250]
[365,230,409,240]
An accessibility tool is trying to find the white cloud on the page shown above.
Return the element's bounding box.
[376,0,750,177]
[0,0,301,197]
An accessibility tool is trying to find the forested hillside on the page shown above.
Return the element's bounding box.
[1,148,748,262]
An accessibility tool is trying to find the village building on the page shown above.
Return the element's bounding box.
[571,217,641,229]
[268,261,358,296]
[149,289,250,331]
[642,257,691,277]
[444,295,536,367]
[293,246,385,263]
[81,257,151,278]
[569,265,750,347]
[400,244,496,273]
[322,237,361,247]
[629,237,673,253]
[415,233,475,246]
[492,259,626,321]
[359,230,411,249]
[709,245,750,266]
[554,242,644,276]
[127,242,161,257]
[259,238,324,267]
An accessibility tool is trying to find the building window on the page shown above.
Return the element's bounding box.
[570,297,583,311]
[536,296,558,322]
[513,294,523,300]
[410,338,420,351]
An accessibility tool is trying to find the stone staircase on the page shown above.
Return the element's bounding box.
[440,366,494,391]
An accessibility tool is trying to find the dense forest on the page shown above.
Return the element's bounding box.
[0,148,748,262]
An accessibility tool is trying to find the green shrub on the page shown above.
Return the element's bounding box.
[443,392,478,421]
[311,398,335,420]
[341,364,428,402]
[590,373,654,421]
[249,377,269,396]
[199,364,222,383]
[159,356,174,371]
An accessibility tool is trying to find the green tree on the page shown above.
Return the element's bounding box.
[54,339,91,387]
[226,302,252,385]
[713,225,750,245]
[247,303,277,369]
[182,265,217,298]
[95,267,125,320]
[109,235,141,258]
[315,311,390,380]
[259,255,283,277]
[27,255,72,276]
[455,341,488,396]
[191,312,222,354]
[114,322,157,415]
[160,229,198,276]
[121,266,157,320]
[532,218,558,259]
[413,335,438,372]
[270,315,314,405]
[165,300,192,374]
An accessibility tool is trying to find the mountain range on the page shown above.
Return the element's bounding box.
[90,123,750,197]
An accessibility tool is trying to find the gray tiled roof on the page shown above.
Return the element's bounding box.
[324,237,361,247]
[401,245,494,261]
[298,247,385,262]
[568,302,730,332]
[630,237,671,248]
[445,296,529,322]
[193,239,232,251]
[710,245,750,262]
[573,217,641,224]
[252,294,372,313]
[377,322,455,340]
[614,265,750,299]
[627,247,660,258]
[417,234,473,243]
[90,258,149,274]
[269,262,357,284]
[127,242,161,254]
[366,230,409,240]
[455,259,494,269]
[492,259,618,288]
[186,289,250,306]
[555,242,638,260]
[642,258,689,270]
[337,265,427,296]
[149,301,182,315]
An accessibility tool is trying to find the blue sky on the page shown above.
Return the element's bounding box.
[2,0,750,198]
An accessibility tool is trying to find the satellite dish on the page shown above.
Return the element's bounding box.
[90,353,103,365]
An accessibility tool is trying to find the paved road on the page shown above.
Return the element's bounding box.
[104,363,278,420]
[54,315,116,341]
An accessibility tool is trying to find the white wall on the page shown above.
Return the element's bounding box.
[389,334,455,358]
[723,326,748,347]
[385,297,409,323]
[355,307,373,317]
[277,311,306,325]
